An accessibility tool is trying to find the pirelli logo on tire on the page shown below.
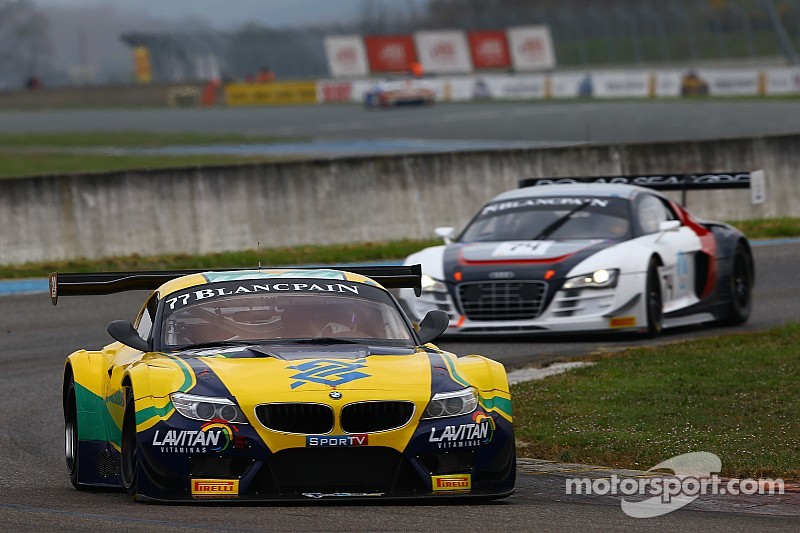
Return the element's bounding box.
[432,474,472,492]
[191,479,239,498]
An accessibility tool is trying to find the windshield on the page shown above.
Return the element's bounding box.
[459,196,631,242]
[160,281,414,349]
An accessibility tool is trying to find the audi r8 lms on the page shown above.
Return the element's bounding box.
[364,78,436,108]
[397,175,755,336]
[54,266,514,502]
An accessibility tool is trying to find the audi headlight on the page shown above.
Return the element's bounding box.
[422,388,479,419]
[421,274,447,293]
[171,392,248,424]
[562,269,619,290]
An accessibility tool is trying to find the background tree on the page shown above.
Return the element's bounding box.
[0,0,51,88]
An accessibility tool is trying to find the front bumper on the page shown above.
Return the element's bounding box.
[399,273,648,335]
[134,408,515,502]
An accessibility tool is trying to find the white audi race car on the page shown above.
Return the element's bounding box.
[398,174,756,336]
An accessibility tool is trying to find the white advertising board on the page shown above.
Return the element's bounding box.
[507,26,556,71]
[592,71,651,98]
[700,69,760,96]
[415,30,473,74]
[324,35,369,78]
[765,68,800,95]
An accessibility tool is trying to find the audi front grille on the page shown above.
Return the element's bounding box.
[457,281,547,321]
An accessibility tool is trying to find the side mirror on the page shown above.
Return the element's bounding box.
[659,220,681,232]
[435,226,455,244]
[417,310,450,344]
[107,320,150,352]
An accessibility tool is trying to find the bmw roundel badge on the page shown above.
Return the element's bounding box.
[329,391,342,400]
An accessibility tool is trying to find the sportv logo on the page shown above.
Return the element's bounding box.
[565,452,785,518]
[306,434,369,447]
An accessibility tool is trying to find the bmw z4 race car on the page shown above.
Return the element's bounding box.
[53,266,514,502]
[397,173,756,336]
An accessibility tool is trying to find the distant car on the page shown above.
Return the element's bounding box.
[398,175,755,336]
[681,71,709,96]
[364,79,435,108]
[54,266,515,502]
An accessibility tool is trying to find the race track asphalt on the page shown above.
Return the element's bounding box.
[2,100,799,529]
[0,242,797,531]
[2,99,800,145]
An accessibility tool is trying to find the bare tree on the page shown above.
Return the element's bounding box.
[0,0,50,88]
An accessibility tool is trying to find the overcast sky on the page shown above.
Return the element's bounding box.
[32,0,415,28]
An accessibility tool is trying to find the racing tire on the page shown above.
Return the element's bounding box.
[722,242,753,326]
[645,258,663,337]
[120,387,139,497]
[65,379,85,490]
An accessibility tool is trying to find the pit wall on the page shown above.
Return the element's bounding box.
[1,134,798,265]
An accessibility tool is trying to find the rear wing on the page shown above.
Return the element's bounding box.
[518,171,765,206]
[49,264,422,305]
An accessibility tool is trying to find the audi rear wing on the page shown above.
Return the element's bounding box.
[49,264,422,305]
[518,171,765,206]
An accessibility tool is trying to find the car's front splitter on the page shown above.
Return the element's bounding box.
[134,487,515,504]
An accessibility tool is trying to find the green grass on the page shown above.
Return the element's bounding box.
[512,322,800,481]
[0,131,306,178]
[0,239,442,280]
[727,217,800,239]
[0,131,302,148]
[0,152,293,178]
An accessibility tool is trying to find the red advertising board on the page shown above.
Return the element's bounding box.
[365,35,417,73]
[468,31,511,69]
[320,82,353,102]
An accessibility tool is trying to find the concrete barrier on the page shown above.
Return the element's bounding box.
[1,134,798,265]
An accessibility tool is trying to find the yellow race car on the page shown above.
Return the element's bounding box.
[53,266,515,502]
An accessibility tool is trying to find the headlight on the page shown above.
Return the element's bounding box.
[171,393,249,424]
[562,269,619,290]
[421,274,447,293]
[422,388,478,419]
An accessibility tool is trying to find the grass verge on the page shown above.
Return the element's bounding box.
[0,239,441,280]
[0,131,302,148]
[512,322,800,481]
[0,153,291,178]
[0,131,305,178]
[726,217,800,239]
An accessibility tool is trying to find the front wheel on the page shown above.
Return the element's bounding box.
[722,242,753,325]
[645,258,663,337]
[65,379,84,489]
[120,388,139,497]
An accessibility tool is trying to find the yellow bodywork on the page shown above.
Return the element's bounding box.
[65,269,511,455]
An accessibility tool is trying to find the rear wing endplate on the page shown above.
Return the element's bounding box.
[519,171,765,206]
[49,264,422,305]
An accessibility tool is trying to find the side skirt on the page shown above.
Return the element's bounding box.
[77,440,123,489]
